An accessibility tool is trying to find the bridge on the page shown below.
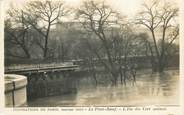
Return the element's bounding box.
[5,63,79,74]
[5,63,80,102]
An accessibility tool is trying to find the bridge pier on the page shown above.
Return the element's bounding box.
[24,70,78,100]
[5,65,79,101]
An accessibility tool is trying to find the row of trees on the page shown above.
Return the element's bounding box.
[5,0,179,85]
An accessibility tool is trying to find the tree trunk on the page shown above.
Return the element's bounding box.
[158,57,165,72]
[43,23,51,58]
[22,45,31,59]
[119,67,123,84]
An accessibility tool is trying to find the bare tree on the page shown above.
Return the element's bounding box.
[23,0,68,59]
[136,0,179,72]
[76,1,122,85]
[5,8,33,59]
[76,1,140,86]
[113,24,143,85]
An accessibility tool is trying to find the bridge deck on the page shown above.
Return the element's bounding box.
[5,63,79,74]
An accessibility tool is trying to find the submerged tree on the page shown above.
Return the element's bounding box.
[76,1,141,86]
[136,0,179,72]
[76,0,121,85]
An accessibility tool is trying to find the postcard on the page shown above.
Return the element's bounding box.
[0,0,183,115]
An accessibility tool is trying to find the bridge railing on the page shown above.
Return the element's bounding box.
[5,62,74,71]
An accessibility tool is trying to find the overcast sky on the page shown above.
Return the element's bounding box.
[4,0,179,19]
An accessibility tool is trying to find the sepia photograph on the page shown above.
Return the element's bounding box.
[3,0,180,108]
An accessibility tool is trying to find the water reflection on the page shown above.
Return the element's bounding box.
[28,70,179,107]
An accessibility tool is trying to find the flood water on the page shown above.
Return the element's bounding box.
[28,70,179,107]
